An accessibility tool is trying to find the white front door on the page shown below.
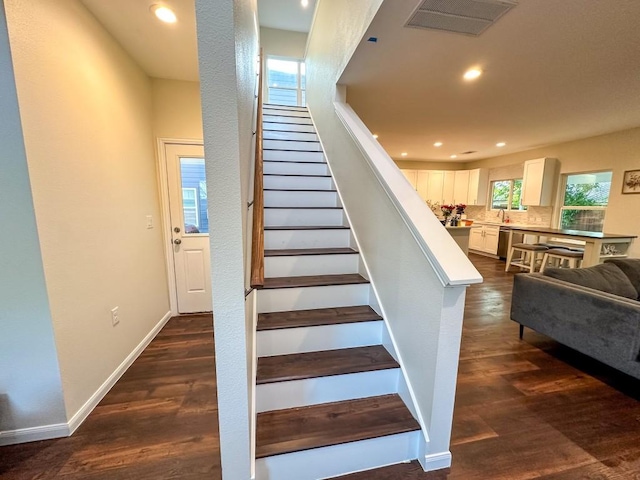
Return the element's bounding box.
[165,143,212,313]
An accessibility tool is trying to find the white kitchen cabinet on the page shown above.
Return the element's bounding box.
[453,170,469,204]
[467,168,489,206]
[443,171,455,205]
[427,170,445,204]
[416,170,430,200]
[521,158,558,206]
[468,224,500,255]
[401,169,418,190]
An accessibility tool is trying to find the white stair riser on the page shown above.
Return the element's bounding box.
[263,122,315,133]
[265,208,344,227]
[264,190,338,208]
[264,131,317,142]
[264,254,359,278]
[257,284,369,313]
[256,369,400,412]
[264,229,350,250]
[255,432,420,480]
[263,150,324,163]
[263,108,309,118]
[263,115,313,125]
[257,321,383,356]
[264,103,307,110]
[264,161,328,176]
[264,175,333,191]
[263,140,322,152]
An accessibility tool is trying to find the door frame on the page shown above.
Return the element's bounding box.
[156,138,205,315]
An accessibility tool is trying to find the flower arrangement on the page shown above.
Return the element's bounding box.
[441,204,454,217]
[426,200,441,215]
[455,203,466,215]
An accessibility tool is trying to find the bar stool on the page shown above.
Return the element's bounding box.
[506,243,549,272]
[540,248,584,272]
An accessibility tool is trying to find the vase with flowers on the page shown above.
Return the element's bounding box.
[441,204,454,225]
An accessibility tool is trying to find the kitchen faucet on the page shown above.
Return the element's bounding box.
[497,208,506,223]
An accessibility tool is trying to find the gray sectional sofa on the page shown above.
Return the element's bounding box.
[510,258,640,379]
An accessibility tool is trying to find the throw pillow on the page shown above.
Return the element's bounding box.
[543,262,638,300]
[604,258,640,298]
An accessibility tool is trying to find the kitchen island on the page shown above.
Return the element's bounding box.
[505,226,637,269]
[446,225,473,255]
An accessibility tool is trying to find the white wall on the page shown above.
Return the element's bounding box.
[5,0,170,423]
[467,127,640,257]
[195,0,259,478]
[0,2,67,438]
[152,78,203,140]
[260,27,307,59]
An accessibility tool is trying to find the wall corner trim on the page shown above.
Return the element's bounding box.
[67,310,173,434]
[420,451,452,471]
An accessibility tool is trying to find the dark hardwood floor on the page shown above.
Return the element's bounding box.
[2,254,639,479]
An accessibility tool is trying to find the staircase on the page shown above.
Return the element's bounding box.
[254,104,422,480]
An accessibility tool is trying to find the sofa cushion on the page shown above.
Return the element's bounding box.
[542,263,638,300]
[604,258,640,298]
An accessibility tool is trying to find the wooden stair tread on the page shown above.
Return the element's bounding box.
[264,247,357,257]
[264,225,349,230]
[262,274,368,289]
[333,460,448,479]
[257,345,399,384]
[264,188,336,192]
[256,394,419,458]
[258,305,382,330]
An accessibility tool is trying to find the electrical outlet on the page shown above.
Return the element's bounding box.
[146,215,153,229]
[111,306,119,326]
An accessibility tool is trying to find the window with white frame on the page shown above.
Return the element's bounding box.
[182,187,199,227]
[559,171,612,232]
[266,57,305,106]
[490,179,526,211]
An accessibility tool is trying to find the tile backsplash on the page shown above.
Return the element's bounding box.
[465,205,553,226]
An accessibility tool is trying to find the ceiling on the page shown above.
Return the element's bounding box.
[258,0,317,32]
[81,0,200,82]
[339,0,640,162]
[81,0,640,164]
[81,0,315,83]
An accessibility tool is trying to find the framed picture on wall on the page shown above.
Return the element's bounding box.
[622,170,640,194]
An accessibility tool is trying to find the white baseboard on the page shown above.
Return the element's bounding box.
[420,450,452,471]
[0,423,70,446]
[67,310,173,434]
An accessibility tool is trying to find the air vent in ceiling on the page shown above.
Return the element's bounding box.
[406,0,517,36]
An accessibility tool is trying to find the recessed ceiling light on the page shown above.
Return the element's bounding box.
[373,134,379,139]
[151,5,177,23]
[434,142,443,147]
[450,154,457,159]
[401,152,408,157]
[496,142,506,147]
[463,68,482,81]
[301,0,309,7]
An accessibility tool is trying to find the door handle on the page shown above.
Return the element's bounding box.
[174,239,182,245]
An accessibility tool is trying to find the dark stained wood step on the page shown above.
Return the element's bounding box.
[264,225,349,230]
[257,305,382,331]
[257,345,399,384]
[255,394,420,458]
[333,460,449,479]
[264,206,343,210]
[264,188,337,192]
[262,274,368,289]
[264,247,358,257]
[264,173,330,177]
